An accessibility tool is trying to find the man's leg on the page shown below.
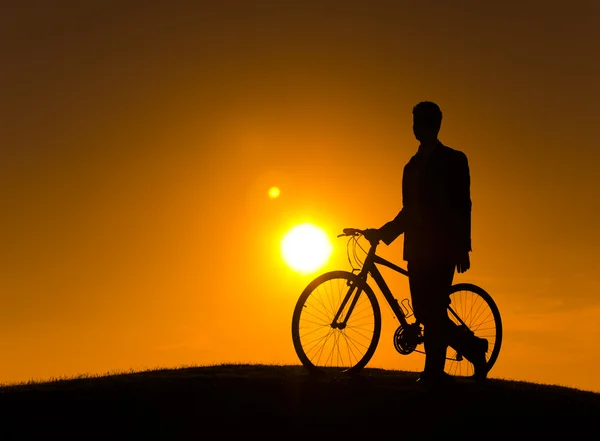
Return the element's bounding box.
[407,259,455,377]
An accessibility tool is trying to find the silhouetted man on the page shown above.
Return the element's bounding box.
[364,101,488,386]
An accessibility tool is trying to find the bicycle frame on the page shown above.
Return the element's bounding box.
[331,239,468,331]
[331,241,413,330]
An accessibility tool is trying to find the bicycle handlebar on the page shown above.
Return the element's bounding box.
[337,228,364,238]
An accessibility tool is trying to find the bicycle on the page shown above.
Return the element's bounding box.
[291,228,502,378]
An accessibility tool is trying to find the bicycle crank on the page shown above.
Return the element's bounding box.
[393,323,423,355]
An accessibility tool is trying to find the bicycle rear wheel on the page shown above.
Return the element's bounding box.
[445,283,502,377]
[291,271,381,374]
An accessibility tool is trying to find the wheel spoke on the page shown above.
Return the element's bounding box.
[299,307,331,326]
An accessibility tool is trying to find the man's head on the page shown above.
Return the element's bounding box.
[412,101,442,144]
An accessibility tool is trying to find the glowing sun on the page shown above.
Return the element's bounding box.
[281,223,333,274]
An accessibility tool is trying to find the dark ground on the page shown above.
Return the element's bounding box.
[0,364,598,440]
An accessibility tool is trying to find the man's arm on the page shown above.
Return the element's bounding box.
[455,151,472,254]
[378,209,406,245]
[453,151,471,273]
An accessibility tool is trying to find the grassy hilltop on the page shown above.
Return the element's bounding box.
[1,364,598,440]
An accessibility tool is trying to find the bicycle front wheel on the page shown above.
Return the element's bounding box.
[445,283,503,377]
[291,271,381,374]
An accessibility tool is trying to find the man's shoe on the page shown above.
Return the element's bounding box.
[416,370,456,388]
[471,337,489,383]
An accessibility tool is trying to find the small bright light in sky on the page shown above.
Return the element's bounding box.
[281,223,333,274]
[268,186,281,198]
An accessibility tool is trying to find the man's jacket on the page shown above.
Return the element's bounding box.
[378,142,472,263]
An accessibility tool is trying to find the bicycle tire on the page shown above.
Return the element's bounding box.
[292,271,382,374]
[445,283,503,377]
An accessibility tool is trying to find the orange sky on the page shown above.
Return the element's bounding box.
[1,1,599,392]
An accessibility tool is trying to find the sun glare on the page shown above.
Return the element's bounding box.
[268,186,280,198]
[281,223,333,274]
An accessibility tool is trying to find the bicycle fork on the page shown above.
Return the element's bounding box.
[330,278,363,329]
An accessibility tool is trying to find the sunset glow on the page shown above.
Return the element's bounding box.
[281,223,333,274]
[1,1,599,395]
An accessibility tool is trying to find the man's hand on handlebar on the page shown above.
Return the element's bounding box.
[362,228,381,242]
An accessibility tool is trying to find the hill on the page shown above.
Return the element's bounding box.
[0,364,598,440]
